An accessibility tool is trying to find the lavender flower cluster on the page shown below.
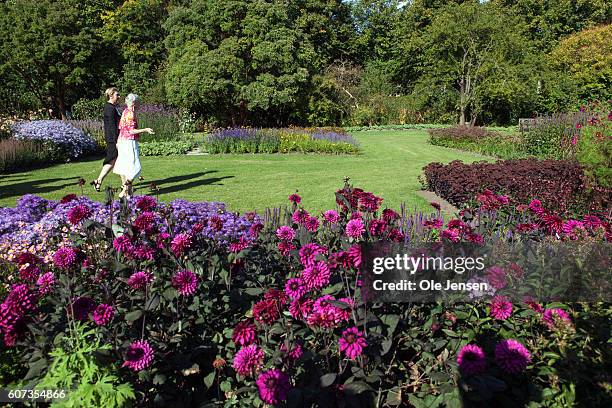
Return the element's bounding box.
[12,120,97,158]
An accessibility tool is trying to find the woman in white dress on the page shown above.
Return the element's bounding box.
[113,93,154,198]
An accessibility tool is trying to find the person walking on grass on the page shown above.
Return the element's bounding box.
[113,93,154,199]
[91,87,121,192]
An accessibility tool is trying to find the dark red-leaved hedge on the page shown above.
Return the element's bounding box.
[422,159,610,216]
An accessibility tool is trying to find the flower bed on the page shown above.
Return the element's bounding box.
[11,120,97,162]
[428,126,526,159]
[204,128,360,154]
[0,186,610,406]
[422,159,611,217]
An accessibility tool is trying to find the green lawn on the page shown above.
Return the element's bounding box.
[0,130,491,213]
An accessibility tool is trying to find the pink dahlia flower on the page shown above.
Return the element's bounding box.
[345,219,365,239]
[490,295,512,320]
[305,216,320,232]
[339,326,367,360]
[67,205,91,225]
[92,304,114,326]
[256,369,291,405]
[494,339,531,374]
[288,194,301,204]
[284,278,307,300]
[36,272,56,295]
[276,226,296,241]
[457,344,487,375]
[232,320,257,346]
[53,247,78,269]
[232,344,264,376]
[301,261,330,290]
[123,340,154,371]
[170,233,191,255]
[323,210,340,224]
[172,269,198,296]
[127,271,154,291]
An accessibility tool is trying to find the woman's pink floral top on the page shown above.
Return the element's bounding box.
[118,107,139,140]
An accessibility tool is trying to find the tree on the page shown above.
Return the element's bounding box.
[164,0,355,126]
[0,0,120,118]
[550,24,612,101]
[416,2,536,125]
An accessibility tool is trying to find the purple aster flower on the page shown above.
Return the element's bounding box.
[123,340,154,371]
[494,339,531,374]
[457,344,487,375]
[172,269,198,296]
[256,369,291,405]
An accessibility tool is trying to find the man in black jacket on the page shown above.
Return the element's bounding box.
[91,87,121,192]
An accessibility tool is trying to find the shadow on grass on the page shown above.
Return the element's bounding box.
[0,176,82,200]
[134,171,235,196]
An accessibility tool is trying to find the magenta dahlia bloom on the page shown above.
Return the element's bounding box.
[301,261,330,290]
[232,320,258,346]
[53,247,78,269]
[368,219,387,237]
[170,233,191,255]
[442,228,460,242]
[284,278,307,299]
[232,344,264,376]
[562,220,585,239]
[113,235,133,254]
[289,298,314,320]
[494,339,531,374]
[19,265,40,282]
[382,208,399,221]
[172,269,198,296]
[323,209,340,224]
[5,284,38,314]
[542,308,572,329]
[281,343,303,362]
[339,327,367,360]
[276,226,296,241]
[256,369,291,405]
[486,266,507,289]
[133,211,156,232]
[127,271,154,291]
[288,193,301,204]
[133,245,155,260]
[347,244,362,268]
[541,213,564,235]
[305,216,320,232]
[298,243,327,267]
[123,340,154,371]
[36,272,56,295]
[292,209,310,225]
[528,199,544,214]
[253,299,280,325]
[92,304,114,326]
[277,241,296,256]
[69,297,96,321]
[67,204,91,225]
[490,296,512,320]
[582,215,602,229]
[345,219,365,239]
[523,296,544,313]
[229,237,250,253]
[457,344,487,375]
[135,196,157,212]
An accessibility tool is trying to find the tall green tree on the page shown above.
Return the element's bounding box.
[0,0,120,118]
[164,0,355,126]
[416,1,538,125]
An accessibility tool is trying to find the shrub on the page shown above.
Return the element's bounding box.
[521,112,585,159]
[72,98,106,120]
[204,128,359,154]
[12,120,97,160]
[575,111,612,189]
[68,119,105,150]
[422,159,610,216]
[137,105,181,142]
[428,126,526,159]
[139,140,197,156]
[0,138,53,173]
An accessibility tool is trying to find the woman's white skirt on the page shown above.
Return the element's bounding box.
[113,139,141,181]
